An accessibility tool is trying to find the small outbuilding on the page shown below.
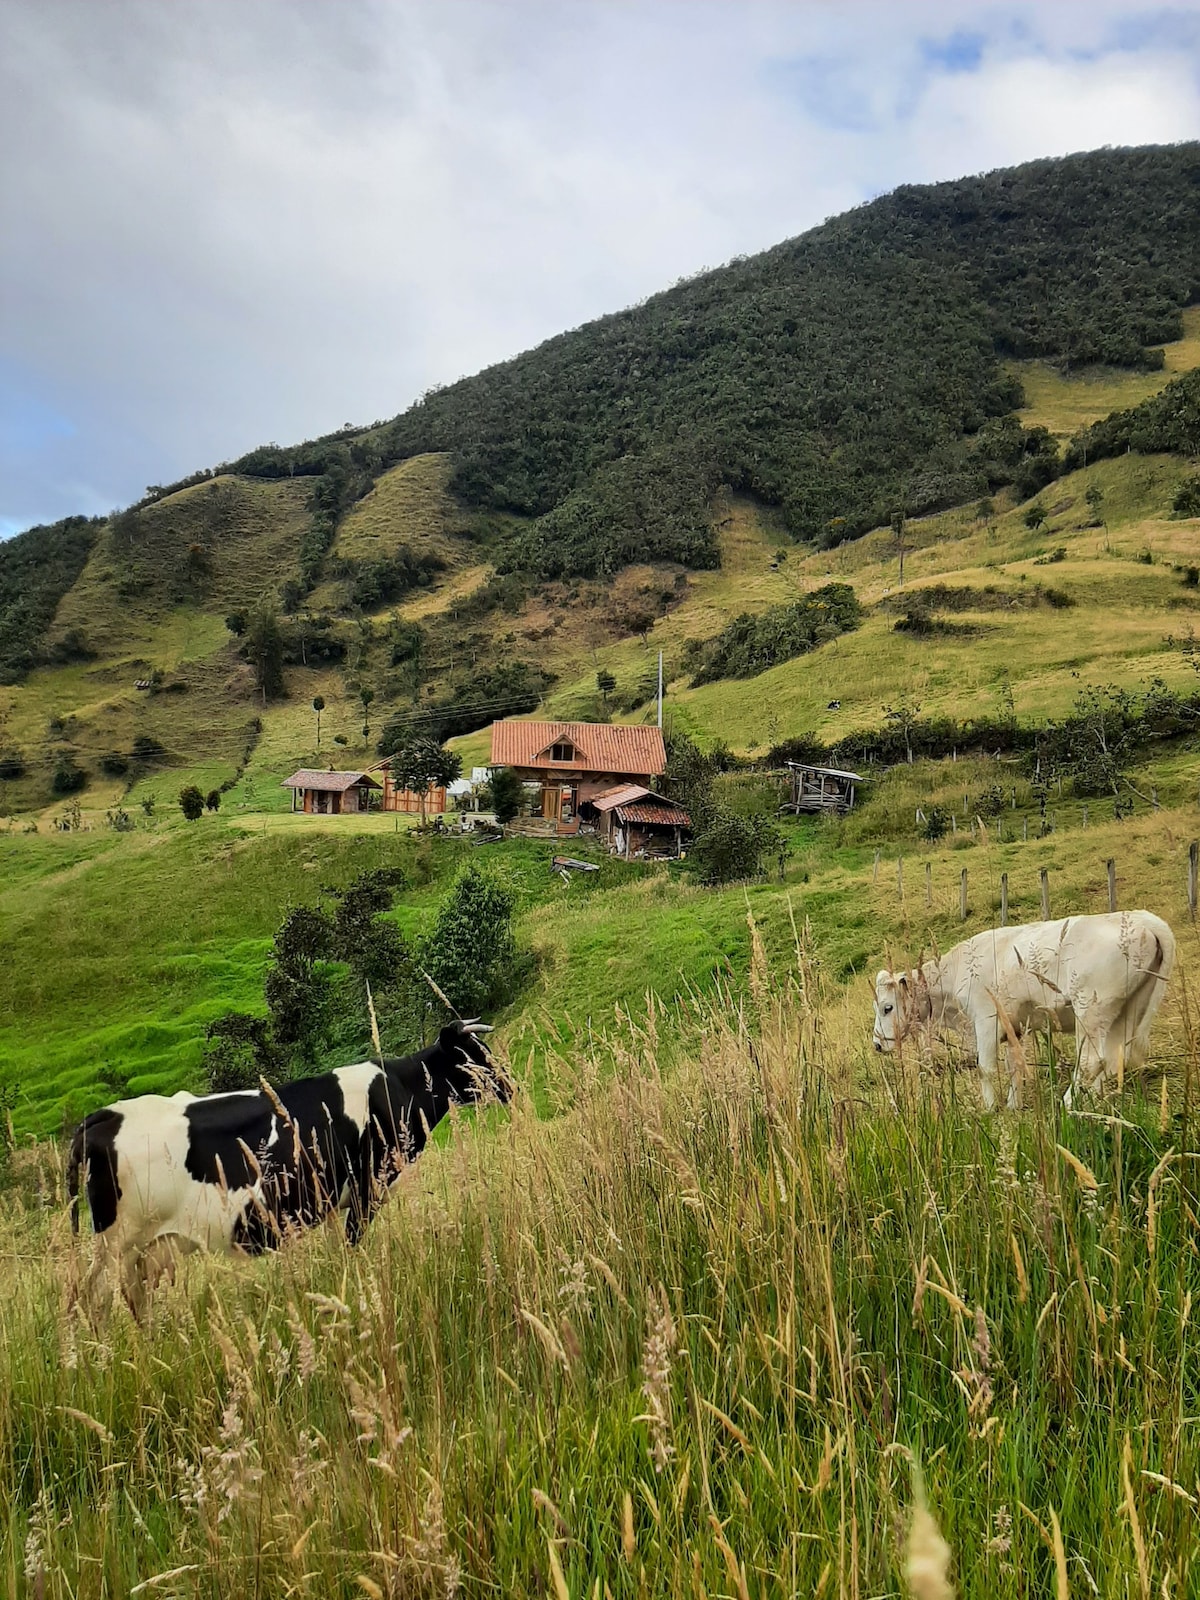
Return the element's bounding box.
[282,769,381,815]
[581,784,691,859]
[783,762,864,816]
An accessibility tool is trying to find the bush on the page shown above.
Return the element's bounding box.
[99,752,130,776]
[692,585,862,685]
[422,865,519,1017]
[1174,477,1200,518]
[202,1012,278,1093]
[488,766,525,824]
[1184,567,1200,588]
[51,756,86,795]
[920,806,950,842]
[690,810,784,885]
[205,789,221,812]
[132,735,165,762]
[179,785,205,821]
[0,752,25,781]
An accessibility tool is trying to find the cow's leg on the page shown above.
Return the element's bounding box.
[975,1017,1001,1111]
[79,1230,123,1327]
[123,1235,194,1321]
[1067,1016,1107,1107]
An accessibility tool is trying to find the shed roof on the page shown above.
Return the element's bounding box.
[490,719,665,775]
[786,762,865,783]
[615,800,691,827]
[282,769,381,792]
[589,783,656,813]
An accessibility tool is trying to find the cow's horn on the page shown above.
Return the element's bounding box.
[462,1019,494,1035]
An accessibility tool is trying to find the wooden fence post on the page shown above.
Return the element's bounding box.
[873,849,880,883]
[951,813,957,834]
[1107,858,1117,913]
[925,860,932,908]
[960,868,968,921]
[1000,871,1008,927]
[1082,805,1088,829]
[1040,867,1050,920]
[1152,788,1160,810]
[1189,842,1197,922]
[1022,817,1028,842]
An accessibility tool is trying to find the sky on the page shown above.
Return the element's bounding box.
[5,1,1200,537]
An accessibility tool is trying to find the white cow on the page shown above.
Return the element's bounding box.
[873,911,1175,1109]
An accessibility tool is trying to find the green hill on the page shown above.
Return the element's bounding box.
[4,144,1200,812]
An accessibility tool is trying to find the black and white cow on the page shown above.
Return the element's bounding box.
[67,1020,510,1314]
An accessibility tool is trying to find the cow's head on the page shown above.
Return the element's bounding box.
[872,969,926,1052]
[437,1020,515,1105]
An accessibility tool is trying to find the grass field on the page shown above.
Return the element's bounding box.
[3,947,1199,1596]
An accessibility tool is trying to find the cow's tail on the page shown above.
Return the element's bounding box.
[66,1122,84,1234]
[1127,917,1176,1070]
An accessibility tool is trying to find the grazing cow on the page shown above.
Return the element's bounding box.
[68,1020,510,1315]
[873,911,1175,1110]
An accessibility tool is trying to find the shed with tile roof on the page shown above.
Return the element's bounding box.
[580,783,691,858]
[282,769,381,816]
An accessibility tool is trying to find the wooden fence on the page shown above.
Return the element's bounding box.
[883,842,1199,924]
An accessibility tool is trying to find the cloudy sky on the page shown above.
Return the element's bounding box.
[5,0,1200,537]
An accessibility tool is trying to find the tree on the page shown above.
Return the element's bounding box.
[883,697,923,764]
[225,612,246,637]
[52,755,87,795]
[423,865,518,1017]
[243,603,286,703]
[1023,502,1048,532]
[202,1011,278,1093]
[380,732,462,825]
[312,694,325,747]
[596,668,616,706]
[921,806,949,843]
[488,765,524,824]
[264,905,336,1064]
[179,785,205,821]
[690,810,783,886]
[1085,482,1106,525]
[205,789,221,812]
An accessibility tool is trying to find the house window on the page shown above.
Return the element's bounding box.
[550,741,575,762]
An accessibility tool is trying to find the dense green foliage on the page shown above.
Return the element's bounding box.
[1065,365,1200,469]
[0,516,100,682]
[92,144,1199,587]
[690,583,861,684]
[422,864,519,1017]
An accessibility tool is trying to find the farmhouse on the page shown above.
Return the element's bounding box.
[490,719,667,832]
[782,761,864,815]
[581,784,691,859]
[282,769,381,815]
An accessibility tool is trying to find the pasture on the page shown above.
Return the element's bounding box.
[2,938,1198,1596]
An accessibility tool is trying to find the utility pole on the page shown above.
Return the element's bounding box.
[657,651,664,729]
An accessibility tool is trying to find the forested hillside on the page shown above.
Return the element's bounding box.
[5,144,1200,684]
[223,143,1200,575]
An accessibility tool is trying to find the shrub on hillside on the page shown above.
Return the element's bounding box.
[99,752,130,777]
[178,785,205,821]
[0,751,26,781]
[422,865,519,1018]
[487,766,525,824]
[691,584,862,686]
[51,756,86,796]
[689,810,784,886]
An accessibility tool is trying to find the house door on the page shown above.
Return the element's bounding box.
[541,785,560,822]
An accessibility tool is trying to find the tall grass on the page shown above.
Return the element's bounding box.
[2,923,1198,1596]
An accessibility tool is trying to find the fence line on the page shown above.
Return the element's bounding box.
[873,843,1199,926]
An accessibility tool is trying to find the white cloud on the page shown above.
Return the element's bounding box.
[3,0,1200,531]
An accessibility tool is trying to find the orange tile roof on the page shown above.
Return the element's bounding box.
[490,720,666,776]
[615,800,690,827]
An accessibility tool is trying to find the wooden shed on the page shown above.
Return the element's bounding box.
[783,762,864,815]
[282,769,381,815]
[581,784,691,859]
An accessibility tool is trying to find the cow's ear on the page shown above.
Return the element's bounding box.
[897,973,909,989]
[875,970,893,990]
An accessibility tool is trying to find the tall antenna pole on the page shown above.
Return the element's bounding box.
[657,651,664,729]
